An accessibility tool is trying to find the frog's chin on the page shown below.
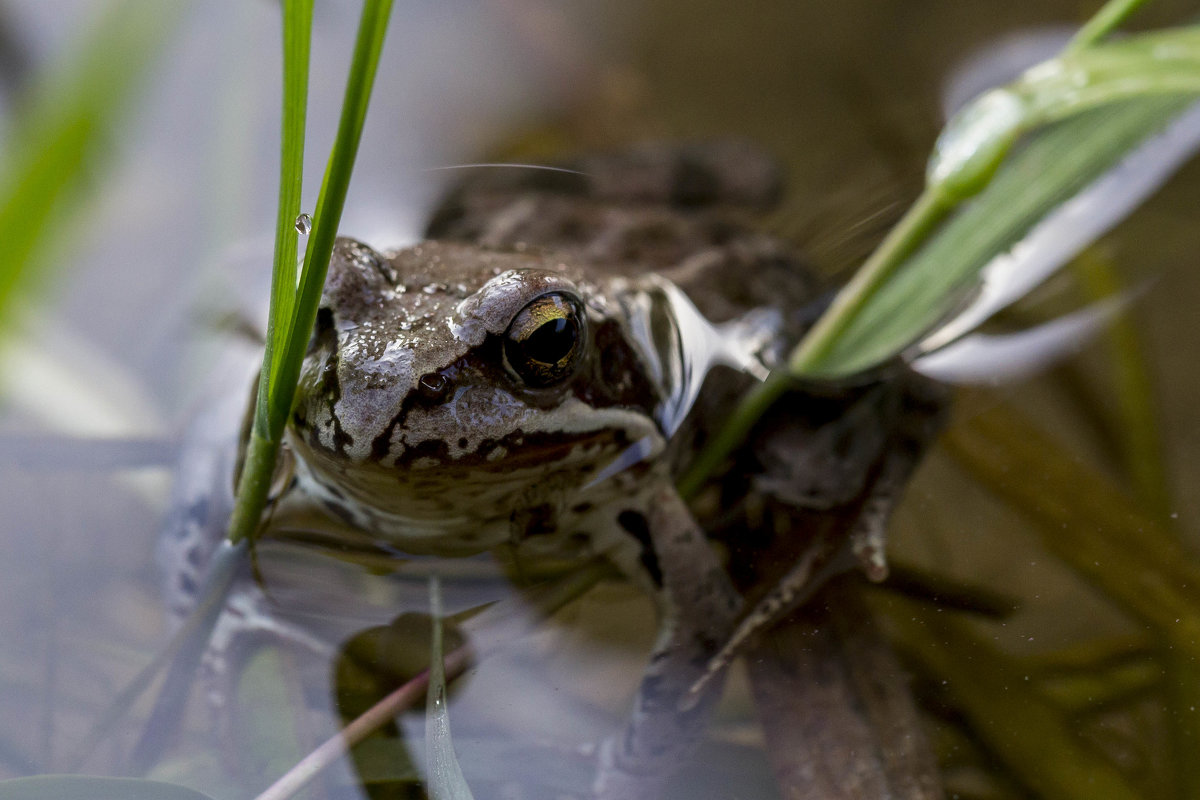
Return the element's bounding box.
[286,457,635,558]
[286,425,664,554]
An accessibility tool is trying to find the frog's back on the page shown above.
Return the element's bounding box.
[424,140,821,337]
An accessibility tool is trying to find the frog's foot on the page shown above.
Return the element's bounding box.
[690,527,859,705]
[198,584,335,714]
[591,488,742,800]
[689,428,942,703]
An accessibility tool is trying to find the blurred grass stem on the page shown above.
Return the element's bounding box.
[677,188,951,497]
[894,607,1144,800]
[0,1,176,333]
[1067,0,1151,53]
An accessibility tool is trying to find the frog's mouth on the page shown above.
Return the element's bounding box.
[291,421,658,519]
[285,424,652,544]
[392,427,632,472]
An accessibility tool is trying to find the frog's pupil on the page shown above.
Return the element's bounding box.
[504,293,585,387]
[524,318,576,364]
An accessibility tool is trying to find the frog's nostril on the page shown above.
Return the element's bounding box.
[418,372,450,401]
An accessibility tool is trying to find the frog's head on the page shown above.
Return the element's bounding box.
[288,238,664,532]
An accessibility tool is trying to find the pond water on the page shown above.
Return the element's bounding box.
[2,1,1200,799]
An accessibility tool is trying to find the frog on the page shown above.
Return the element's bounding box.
[159,140,946,800]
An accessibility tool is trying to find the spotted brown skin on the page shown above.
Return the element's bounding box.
[286,239,671,555]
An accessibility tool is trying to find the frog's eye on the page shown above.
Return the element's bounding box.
[504,292,586,387]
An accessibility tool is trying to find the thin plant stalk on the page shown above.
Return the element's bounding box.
[425,577,475,800]
[225,0,314,545]
[229,0,395,545]
[102,3,392,776]
[786,188,955,375]
[253,645,472,800]
[1067,0,1152,53]
[1074,251,1200,796]
[679,167,955,495]
[256,0,313,434]
[271,0,396,413]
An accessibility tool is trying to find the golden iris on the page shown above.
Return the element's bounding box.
[504,293,585,387]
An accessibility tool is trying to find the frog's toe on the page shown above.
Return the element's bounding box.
[198,587,335,712]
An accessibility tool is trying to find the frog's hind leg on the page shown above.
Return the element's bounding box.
[691,376,949,700]
[592,487,742,800]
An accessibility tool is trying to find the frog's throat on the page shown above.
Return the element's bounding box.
[286,407,665,548]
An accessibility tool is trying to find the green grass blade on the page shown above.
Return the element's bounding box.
[795,27,1200,379]
[229,0,395,544]
[0,0,176,334]
[1067,0,1151,53]
[1016,27,1200,127]
[682,16,1200,493]
[256,0,313,433]
[425,577,476,800]
[268,0,395,426]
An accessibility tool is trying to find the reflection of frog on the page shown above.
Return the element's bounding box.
[160,141,946,799]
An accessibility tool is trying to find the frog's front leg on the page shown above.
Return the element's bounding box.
[593,487,742,800]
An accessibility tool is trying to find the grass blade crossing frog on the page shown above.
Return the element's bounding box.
[160,141,946,799]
